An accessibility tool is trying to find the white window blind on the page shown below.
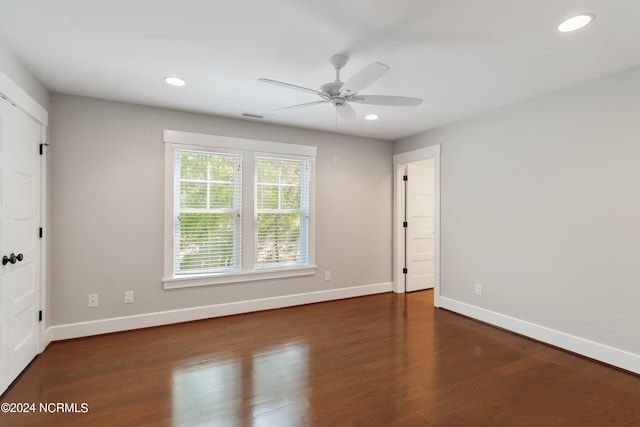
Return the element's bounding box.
[255,157,309,268]
[173,149,242,275]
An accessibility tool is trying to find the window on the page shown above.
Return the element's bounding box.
[163,130,316,288]
[255,157,309,268]
[173,150,242,274]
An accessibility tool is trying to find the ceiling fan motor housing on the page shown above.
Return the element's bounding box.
[320,81,344,96]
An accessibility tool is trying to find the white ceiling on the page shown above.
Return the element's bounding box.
[1,0,639,140]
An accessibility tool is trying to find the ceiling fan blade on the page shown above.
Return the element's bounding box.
[271,100,328,113]
[340,62,390,95]
[336,103,356,121]
[349,95,423,106]
[258,78,319,96]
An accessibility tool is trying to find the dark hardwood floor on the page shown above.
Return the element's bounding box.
[2,290,639,426]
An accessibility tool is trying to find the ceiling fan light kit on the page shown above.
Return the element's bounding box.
[259,54,423,121]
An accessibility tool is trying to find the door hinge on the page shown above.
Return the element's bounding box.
[403,175,408,181]
[403,267,408,274]
[38,310,43,322]
[39,143,49,155]
[403,221,408,228]
[39,227,43,238]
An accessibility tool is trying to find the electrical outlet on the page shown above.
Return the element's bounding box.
[88,294,99,308]
[474,283,483,296]
[124,291,134,304]
[325,271,331,281]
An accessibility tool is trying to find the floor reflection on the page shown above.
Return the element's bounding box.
[172,356,241,426]
[171,342,308,426]
[252,343,309,427]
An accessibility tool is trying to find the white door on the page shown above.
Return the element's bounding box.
[0,97,41,393]
[405,160,434,292]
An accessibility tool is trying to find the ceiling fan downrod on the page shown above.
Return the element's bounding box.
[321,54,349,105]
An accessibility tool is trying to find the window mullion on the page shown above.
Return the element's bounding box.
[278,165,282,210]
[242,152,255,272]
[206,157,211,209]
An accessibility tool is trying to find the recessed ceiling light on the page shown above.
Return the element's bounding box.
[164,76,186,87]
[365,114,379,121]
[558,13,594,32]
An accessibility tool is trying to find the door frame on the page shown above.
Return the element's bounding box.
[393,145,441,306]
[0,69,49,352]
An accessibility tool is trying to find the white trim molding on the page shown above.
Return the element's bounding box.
[50,282,392,341]
[163,129,317,157]
[163,265,317,289]
[393,145,440,165]
[0,69,48,125]
[439,297,640,375]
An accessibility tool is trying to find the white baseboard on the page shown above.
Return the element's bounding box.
[439,296,640,375]
[50,282,392,341]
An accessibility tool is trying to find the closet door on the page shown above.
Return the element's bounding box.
[0,96,41,393]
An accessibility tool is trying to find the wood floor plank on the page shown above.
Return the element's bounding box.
[1,290,639,426]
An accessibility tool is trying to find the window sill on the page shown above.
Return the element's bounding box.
[162,265,317,289]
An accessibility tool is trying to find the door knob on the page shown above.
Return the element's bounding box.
[2,253,23,265]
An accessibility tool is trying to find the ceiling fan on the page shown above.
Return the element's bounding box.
[258,54,423,120]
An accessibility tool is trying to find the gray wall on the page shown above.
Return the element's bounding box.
[394,65,640,355]
[49,94,392,325]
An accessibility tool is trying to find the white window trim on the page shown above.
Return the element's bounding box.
[163,130,317,289]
